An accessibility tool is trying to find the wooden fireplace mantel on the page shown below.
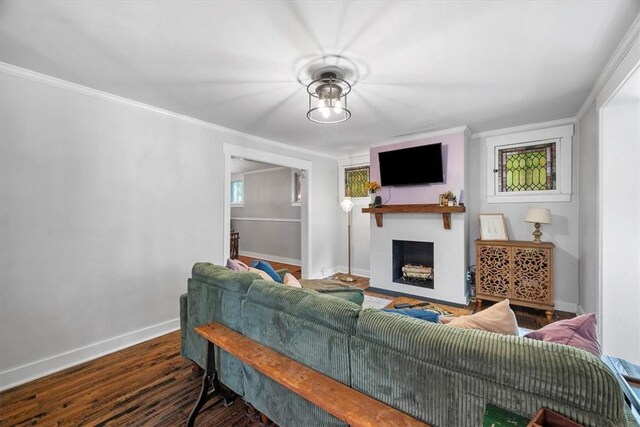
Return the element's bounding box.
[362,204,466,229]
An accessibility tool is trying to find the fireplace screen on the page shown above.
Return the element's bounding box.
[392,240,434,289]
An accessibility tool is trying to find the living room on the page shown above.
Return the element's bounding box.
[1,1,640,426]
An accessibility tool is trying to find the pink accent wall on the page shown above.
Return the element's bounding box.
[370,131,465,205]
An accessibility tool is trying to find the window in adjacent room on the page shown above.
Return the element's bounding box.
[292,170,302,206]
[230,177,244,207]
[344,165,370,198]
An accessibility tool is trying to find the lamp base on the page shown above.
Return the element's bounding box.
[339,274,357,283]
[532,222,543,244]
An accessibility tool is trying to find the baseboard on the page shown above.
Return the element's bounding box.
[238,251,301,267]
[334,265,370,278]
[0,318,179,392]
[554,300,578,313]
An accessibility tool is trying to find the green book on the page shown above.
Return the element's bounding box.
[482,404,529,427]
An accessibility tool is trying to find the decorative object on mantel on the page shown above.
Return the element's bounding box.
[525,207,551,244]
[439,192,452,206]
[362,204,465,229]
[339,196,356,282]
[452,188,462,205]
[478,213,509,240]
[439,190,462,207]
[365,181,381,207]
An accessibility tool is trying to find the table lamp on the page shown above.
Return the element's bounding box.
[525,208,551,243]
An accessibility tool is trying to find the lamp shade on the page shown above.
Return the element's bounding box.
[525,208,551,224]
[340,196,354,213]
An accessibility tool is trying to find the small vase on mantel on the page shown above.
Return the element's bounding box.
[370,192,376,207]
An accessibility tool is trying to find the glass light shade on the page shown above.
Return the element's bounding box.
[525,208,551,224]
[307,72,351,124]
[340,196,354,213]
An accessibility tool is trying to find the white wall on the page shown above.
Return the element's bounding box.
[0,65,340,390]
[577,103,599,314]
[599,65,640,363]
[468,122,580,312]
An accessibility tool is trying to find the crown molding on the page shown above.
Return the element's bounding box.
[575,12,640,120]
[371,125,470,149]
[470,117,577,139]
[0,62,338,161]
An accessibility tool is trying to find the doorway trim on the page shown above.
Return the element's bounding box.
[223,143,312,277]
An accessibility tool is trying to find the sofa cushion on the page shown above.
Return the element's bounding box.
[524,313,602,356]
[298,279,365,305]
[251,260,283,283]
[441,299,519,336]
[249,266,277,283]
[192,262,260,293]
[283,272,302,288]
[226,258,249,272]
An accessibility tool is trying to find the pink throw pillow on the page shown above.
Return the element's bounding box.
[443,299,519,336]
[524,313,602,357]
[283,273,302,288]
[226,258,249,272]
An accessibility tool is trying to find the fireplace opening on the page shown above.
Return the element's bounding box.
[392,240,434,289]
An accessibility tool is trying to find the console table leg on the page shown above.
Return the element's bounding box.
[475,299,482,312]
[186,342,236,426]
[187,372,214,427]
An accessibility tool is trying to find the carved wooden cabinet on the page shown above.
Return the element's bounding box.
[475,239,554,321]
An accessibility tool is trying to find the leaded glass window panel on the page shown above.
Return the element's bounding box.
[345,166,369,197]
[498,142,556,192]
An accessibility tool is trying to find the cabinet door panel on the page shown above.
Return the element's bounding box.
[477,245,510,297]
[512,248,550,303]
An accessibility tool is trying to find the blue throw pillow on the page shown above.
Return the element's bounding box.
[381,308,439,323]
[250,260,282,283]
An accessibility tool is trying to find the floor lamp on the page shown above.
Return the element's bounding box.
[340,196,356,282]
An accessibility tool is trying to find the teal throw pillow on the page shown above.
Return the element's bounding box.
[250,260,282,283]
[382,308,439,323]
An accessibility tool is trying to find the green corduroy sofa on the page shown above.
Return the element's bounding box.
[180,263,638,427]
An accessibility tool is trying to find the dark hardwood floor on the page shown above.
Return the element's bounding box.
[0,331,258,426]
[1,259,573,425]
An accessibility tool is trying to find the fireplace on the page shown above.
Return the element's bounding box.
[392,240,434,289]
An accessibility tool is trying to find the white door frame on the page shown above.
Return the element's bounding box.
[222,143,312,277]
[596,55,640,360]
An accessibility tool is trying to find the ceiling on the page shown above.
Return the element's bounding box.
[1,1,639,156]
[230,157,281,174]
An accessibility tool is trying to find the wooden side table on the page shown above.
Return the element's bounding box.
[475,239,555,322]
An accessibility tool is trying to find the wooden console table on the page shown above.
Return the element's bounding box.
[362,204,465,229]
[475,239,555,322]
[190,322,429,427]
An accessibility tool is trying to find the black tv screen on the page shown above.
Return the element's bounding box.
[378,143,444,186]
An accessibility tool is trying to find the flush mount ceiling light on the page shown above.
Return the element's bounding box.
[306,68,351,124]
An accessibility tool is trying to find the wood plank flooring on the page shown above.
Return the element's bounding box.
[0,331,258,426]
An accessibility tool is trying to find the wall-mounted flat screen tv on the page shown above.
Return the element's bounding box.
[378,142,444,186]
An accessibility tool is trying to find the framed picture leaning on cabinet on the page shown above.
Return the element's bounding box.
[479,213,509,240]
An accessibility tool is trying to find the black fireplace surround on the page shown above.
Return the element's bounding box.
[392,240,434,289]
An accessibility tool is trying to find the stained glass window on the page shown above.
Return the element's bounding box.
[498,142,556,192]
[345,166,369,197]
